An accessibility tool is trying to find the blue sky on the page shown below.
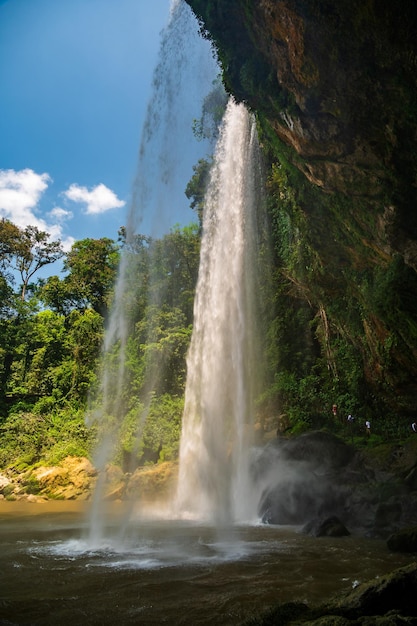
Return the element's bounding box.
[0,0,217,253]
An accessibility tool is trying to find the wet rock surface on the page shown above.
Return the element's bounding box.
[256,431,417,538]
[0,457,97,502]
[302,515,350,538]
[0,457,178,504]
[387,526,417,554]
[244,563,417,625]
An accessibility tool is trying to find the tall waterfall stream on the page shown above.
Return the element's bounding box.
[176,99,262,524]
[88,0,264,535]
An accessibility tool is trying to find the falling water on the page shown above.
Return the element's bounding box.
[129,0,218,237]
[87,0,217,544]
[176,98,263,525]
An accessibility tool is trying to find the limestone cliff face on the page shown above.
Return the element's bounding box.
[186,0,417,420]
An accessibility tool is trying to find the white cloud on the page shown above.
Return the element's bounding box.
[0,168,74,250]
[49,206,73,221]
[0,168,50,229]
[63,182,125,214]
[60,235,75,253]
[0,169,121,253]
[48,208,75,252]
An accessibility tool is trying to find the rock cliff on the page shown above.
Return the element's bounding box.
[185,0,417,420]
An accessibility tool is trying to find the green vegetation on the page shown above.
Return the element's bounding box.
[0,218,201,472]
[1,142,413,479]
[254,131,417,437]
[4,0,417,478]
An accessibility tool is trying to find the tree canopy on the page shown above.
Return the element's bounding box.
[0,221,202,470]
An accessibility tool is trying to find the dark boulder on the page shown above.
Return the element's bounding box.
[302,516,350,538]
[254,431,417,535]
[387,526,417,553]
[256,431,354,526]
[277,431,356,471]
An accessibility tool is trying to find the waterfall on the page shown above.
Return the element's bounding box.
[176,98,263,525]
[86,0,217,543]
[129,0,218,237]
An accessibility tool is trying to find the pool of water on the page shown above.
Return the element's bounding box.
[0,502,413,625]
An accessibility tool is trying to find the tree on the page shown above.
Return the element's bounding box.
[37,275,72,316]
[14,226,64,300]
[192,76,228,141]
[152,224,200,323]
[62,238,120,316]
[135,305,193,397]
[0,219,22,284]
[185,159,212,229]
[0,297,40,405]
[0,221,201,469]
[17,309,67,397]
[66,308,104,399]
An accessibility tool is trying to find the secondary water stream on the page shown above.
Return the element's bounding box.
[0,502,413,625]
[86,0,218,543]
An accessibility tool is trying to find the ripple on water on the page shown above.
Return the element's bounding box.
[0,511,414,626]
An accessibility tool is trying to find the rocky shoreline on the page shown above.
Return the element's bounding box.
[2,431,417,548]
[0,456,178,504]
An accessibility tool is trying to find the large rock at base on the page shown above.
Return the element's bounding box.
[387,526,417,553]
[255,430,417,536]
[256,431,356,526]
[325,563,417,619]
[302,516,350,538]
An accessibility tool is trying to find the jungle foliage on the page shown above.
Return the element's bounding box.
[0,220,201,470]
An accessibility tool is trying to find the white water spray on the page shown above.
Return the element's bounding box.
[87,0,217,543]
[176,98,263,525]
[129,0,217,237]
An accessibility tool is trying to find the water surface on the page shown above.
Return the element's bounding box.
[0,502,413,625]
